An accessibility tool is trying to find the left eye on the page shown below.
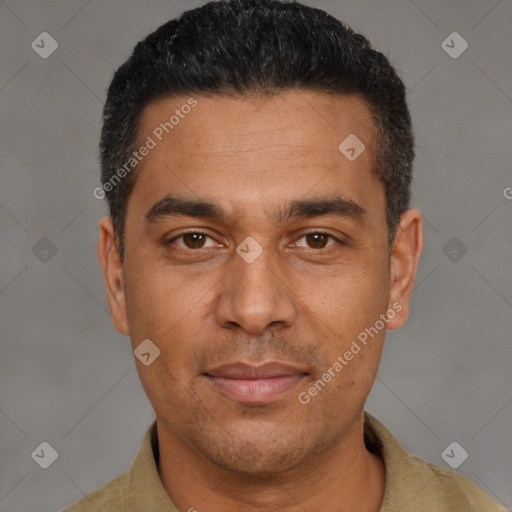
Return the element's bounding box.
[167,231,341,251]
[294,232,339,250]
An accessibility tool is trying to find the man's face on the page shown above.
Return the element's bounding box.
[102,91,413,474]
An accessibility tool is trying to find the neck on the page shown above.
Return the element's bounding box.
[156,412,386,512]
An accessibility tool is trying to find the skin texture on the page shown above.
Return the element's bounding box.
[98,91,423,512]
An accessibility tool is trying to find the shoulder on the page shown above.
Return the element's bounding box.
[58,471,129,512]
[412,454,508,512]
[363,412,507,511]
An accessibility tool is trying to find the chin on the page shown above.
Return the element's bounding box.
[190,427,318,478]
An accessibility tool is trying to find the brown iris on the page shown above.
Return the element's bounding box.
[182,233,208,249]
[304,232,330,249]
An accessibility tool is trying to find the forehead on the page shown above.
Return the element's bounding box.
[127,91,384,228]
[138,91,376,159]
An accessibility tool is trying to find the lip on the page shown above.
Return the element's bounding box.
[204,362,308,404]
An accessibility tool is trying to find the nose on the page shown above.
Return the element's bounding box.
[214,241,297,335]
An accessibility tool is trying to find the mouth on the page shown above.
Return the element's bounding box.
[203,361,309,404]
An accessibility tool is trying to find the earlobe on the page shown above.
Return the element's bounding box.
[97,216,130,335]
[386,208,423,330]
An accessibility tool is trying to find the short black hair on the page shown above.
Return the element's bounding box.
[100,0,414,262]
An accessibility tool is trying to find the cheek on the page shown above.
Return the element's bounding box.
[125,262,213,363]
[304,262,389,327]
[298,260,389,382]
[126,258,186,323]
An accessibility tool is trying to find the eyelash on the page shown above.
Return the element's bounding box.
[166,229,345,254]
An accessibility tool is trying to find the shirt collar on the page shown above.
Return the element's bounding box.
[127,419,179,512]
[363,411,475,511]
[125,411,468,512]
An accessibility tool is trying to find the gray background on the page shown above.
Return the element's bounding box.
[0,0,511,511]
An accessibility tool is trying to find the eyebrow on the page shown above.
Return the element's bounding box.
[144,193,366,229]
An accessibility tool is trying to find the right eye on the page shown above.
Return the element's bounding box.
[166,231,222,251]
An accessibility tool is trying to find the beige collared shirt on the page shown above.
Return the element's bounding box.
[59,411,508,512]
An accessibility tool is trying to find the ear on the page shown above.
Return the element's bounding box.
[386,208,423,330]
[97,216,130,335]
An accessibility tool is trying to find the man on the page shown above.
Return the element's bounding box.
[61,0,507,510]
